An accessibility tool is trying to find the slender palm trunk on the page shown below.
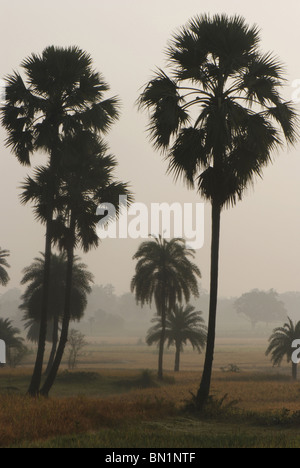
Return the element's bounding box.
[44,314,59,376]
[158,306,166,381]
[174,342,181,372]
[292,362,297,381]
[27,216,53,396]
[196,201,221,409]
[40,217,75,397]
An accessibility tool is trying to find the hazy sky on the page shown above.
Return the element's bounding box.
[0,0,299,298]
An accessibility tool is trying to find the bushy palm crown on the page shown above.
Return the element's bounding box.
[131,236,201,313]
[138,14,298,207]
[0,248,10,286]
[20,131,132,253]
[0,318,24,350]
[20,252,93,342]
[147,304,207,352]
[1,46,119,166]
[266,317,300,366]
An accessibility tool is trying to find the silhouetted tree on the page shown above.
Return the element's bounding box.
[266,318,300,380]
[2,46,120,396]
[67,329,87,370]
[234,289,287,329]
[147,304,207,371]
[131,236,201,379]
[38,133,132,396]
[0,318,25,367]
[138,13,298,407]
[20,252,93,374]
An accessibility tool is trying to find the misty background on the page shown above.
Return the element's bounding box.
[0,0,299,339]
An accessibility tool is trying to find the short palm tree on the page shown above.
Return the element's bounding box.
[147,304,207,372]
[20,252,93,374]
[138,14,298,407]
[131,236,201,379]
[266,317,300,381]
[0,248,10,286]
[1,46,120,396]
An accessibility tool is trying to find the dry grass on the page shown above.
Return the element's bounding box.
[1,337,299,447]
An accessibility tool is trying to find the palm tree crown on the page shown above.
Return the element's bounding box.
[2,45,119,165]
[131,236,201,379]
[266,317,300,380]
[139,14,298,207]
[20,252,93,340]
[147,304,207,371]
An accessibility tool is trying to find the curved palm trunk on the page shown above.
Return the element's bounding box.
[44,314,59,376]
[196,201,221,409]
[27,216,53,396]
[41,217,75,397]
[174,341,181,372]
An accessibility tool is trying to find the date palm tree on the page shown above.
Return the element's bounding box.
[147,304,207,371]
[266,317,300,381]
[138,13,298,407]
[131,236,201,379]
[1,46,120,395]
[20,252,93,374]
[0,248,10,286]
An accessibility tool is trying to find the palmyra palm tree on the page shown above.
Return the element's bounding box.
[20,252,93,374]
[138,13,298,407]
[0,248,10,286]
[147,304,207,372]
[266,317,300,380]
[1,45,120,396]
[21,131,132,395]
[131,236,201,379]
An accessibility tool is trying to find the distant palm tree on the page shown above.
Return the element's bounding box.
[147,304,207,372]
[0,318,24,366]
[20,252,93,374]
[2,46,120,396]
[266,317,300,380]
[131,236,201,379]
[138,14,298,407]
[0,248,10,286]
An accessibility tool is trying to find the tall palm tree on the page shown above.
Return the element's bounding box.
[1,46,120,396]
[20,252,93,374]
[266,318,300,381]
[147,304,207,372]
[131,236,201,379]
[21,131,132,396]
[138,14,298,407]
[0,248,10,286]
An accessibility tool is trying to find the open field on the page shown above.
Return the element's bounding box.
[1,337,300,448]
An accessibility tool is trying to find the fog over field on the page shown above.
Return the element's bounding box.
[0,0,299,301]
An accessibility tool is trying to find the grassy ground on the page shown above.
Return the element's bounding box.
[1,338,300,448]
